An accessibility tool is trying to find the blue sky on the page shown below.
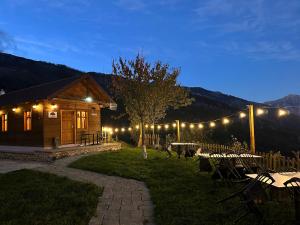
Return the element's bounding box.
[0,0,300,102]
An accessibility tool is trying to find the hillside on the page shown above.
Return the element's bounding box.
[1,52,300,154]
[265,95,300,116]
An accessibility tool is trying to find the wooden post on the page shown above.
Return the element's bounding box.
[248,104,256,154]
[175,120,180,142]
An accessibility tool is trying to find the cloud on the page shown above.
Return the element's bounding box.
[194,0,300,35]
[196,40,300,62]
[0,30,15,52]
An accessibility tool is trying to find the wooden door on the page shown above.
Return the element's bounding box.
[61,111,75,145]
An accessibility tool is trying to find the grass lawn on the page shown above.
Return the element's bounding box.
[70,147,294,225]
[0,169,102,225]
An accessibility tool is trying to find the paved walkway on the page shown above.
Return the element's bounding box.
[34,155,155,225]
[0,160,47,173]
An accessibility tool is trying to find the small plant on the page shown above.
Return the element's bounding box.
[230,135,248,152]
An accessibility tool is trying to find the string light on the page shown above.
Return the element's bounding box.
[198,123,204,129]
[278,109,289,117]
[101,106,294,134]
[223,118,230,125]
[240,112,247,119]
[256,108,265,116]
[210,122,216,128]
[50,104,58,110]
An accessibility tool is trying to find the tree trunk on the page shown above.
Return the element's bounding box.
[152,122,155,146]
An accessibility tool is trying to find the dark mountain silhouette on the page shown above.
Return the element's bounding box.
[1,52,300,154]
[265,95,300,116]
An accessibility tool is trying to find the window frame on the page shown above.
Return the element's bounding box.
[24,110,32,131]
[77,111,88,129]
[1,114,8,132]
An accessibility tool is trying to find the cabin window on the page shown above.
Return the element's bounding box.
[24,111,32,131]
[77,111,88,129]
[1,114,8,132]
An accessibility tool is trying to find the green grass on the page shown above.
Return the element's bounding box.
[0,169,102,225]
[70,147,295,225]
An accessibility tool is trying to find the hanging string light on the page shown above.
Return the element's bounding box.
[240,112,247,118]
[210,122,216,128]
[222,118,230,125]
[102,105,296,135]
[278,109,289,117]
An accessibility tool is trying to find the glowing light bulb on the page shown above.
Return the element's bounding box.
[240,112,247,118]
[51,104,58,110]
[181,123,186,128]
[85,96,93,103]
[135,125,139,130]
[210,122,216,128]
[128,127,132,131]
[189,124,194,129]
[172,123,176,128]
[157,125,161,130]
[121,128,125,132]
[278,109,289,117]
[115,128,119,132]
[151,125,154,129]
[32,105,38,109]
[256,108,265,116]
[223,118,230,125]
[198,123,204,129]
[145,124,149,128]
[165,124,169,129]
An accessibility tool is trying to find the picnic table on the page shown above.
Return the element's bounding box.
[170,142,199,158]
[246,172,300,223]
[198,153,261,172]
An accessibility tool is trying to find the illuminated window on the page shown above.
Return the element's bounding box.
[24,111,32,131]
[77,111,88,129]
[1,114,7,132]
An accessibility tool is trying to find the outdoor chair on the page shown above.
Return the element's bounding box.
[284,177,300,225]
[218,172,275,224]
[80,132,91,145]
[209,153,231,184]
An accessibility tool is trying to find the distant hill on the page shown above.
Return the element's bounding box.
[265,95,300,116]
[1,52,300,154]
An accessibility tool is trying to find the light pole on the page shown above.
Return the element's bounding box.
[248,104,256,154]
[175,120,180,142]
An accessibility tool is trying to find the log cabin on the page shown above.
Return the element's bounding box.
[0,75,115,152]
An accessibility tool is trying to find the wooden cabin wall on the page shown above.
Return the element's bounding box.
[43,99,101,147]
[0,103,44,147]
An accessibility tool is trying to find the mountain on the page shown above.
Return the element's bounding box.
[1,52,300,154]
[265,95,300,116]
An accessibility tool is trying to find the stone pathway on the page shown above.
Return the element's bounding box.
[0,160,47,173]
[34,155,155,225]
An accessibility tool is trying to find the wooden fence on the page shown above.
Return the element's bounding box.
[256,151,300,171]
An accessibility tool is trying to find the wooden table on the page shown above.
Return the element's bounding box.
[246,172,300,223]
[170,143,199,158]
[197,153,261,158]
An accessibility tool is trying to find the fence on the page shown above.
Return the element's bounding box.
[256,151,300,171]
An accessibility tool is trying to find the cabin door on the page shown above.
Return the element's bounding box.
[61,111,75,145]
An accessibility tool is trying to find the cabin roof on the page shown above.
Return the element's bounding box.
[0,75,114,107]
